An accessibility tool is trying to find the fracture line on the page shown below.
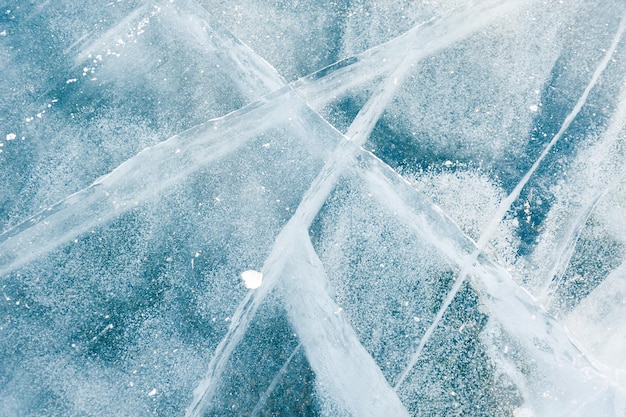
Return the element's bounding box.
[537,72,626,303]
[539,186,609,306]
[185,2,486,412]
[394,10,626,391]
[250,343,302,417]
[185,290,259,417]
[184,4,428,412]
[0,0,517,276]
[359,148,611,403]
[197,3,525,413]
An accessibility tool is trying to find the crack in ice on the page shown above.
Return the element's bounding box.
[394,9,626,394]
[2,1,623,416]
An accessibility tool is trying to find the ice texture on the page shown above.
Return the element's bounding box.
[1,0,626,416]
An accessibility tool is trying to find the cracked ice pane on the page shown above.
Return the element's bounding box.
[1,0,626,416]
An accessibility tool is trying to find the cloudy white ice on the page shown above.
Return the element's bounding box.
[1,0,625,416]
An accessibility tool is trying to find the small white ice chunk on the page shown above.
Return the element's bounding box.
[241,270,263,289]
[148,388,157,397]
[529,104,539,112]
[6,133,16,141]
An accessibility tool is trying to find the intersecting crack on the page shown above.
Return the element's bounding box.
[0,1,622,416]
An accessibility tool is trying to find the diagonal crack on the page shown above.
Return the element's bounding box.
[0,0,522,276]
[1,1,607,415]
[357,153,614,392]
[184,1,541,415]
[393,8,626,400]
[535,76,626,305]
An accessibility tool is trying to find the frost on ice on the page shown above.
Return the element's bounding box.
[1,0,626,416]
[241,270,263,289]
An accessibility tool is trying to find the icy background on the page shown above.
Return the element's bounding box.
[1,0,626,416]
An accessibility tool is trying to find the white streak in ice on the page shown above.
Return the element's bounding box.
[394,11,626,391]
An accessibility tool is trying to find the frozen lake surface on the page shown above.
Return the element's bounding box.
[1,0,625,415]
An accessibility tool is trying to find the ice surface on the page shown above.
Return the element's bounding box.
[2,0,626,416]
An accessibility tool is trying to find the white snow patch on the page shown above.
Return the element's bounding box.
[241,270,263,289]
